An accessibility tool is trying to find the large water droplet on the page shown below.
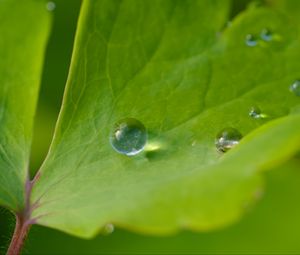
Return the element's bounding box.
[110,118,147,156]
[260,28,273,42]
[245,34,258,47]
[290,80,300,96]
[46,1,56,11]
[215,128,243,152]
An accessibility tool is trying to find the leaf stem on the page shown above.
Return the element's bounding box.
[6,214,31,255]
[6,176,35,255]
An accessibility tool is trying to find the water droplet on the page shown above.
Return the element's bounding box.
[46,1,56,11]
[249,106,268,119]
[215,128,243,152]
[103,223,114,235]
[249,106,261,118]
[260,28,273,42]
[290,80,300,96]
[245,34,258,47]
[110,118,147,156]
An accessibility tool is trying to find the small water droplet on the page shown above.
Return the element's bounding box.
[215,128,243,152]
[290,80,300,96]
[103,223,114,235]
[249,106,261,118]
[245,34,258,47]
[110,118,147,156]
[46,1,56,11]
[260,28,273,42]
[249,106,268,119]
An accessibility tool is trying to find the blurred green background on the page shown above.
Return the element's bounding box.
[1,0,300,254]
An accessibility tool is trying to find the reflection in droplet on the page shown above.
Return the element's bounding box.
[215,128,243,152]
[46,1,56,11]
[110,118,147,156]
[260,28,273,42]
[290,80,300,96]
[245,34,258,47]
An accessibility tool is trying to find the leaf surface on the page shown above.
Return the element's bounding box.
[25,158,300,254]
[0,0,51,211]
[31,0,300,237]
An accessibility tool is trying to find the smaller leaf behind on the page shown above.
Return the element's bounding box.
[0,0,51,212]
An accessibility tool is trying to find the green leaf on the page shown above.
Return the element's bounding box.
[0,0,51,211]
[31,0,300,237]
[24,158,300,254]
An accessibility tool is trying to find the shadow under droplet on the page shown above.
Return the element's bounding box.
[144,148,169,161]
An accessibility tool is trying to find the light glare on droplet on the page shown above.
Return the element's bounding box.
[145,141,162,152]
[290,80,300,96]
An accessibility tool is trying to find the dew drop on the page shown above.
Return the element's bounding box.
[110,118,147,156]
[215,128,243,152]
[103,223,114,235]
[260,28,273,42]
[290,80,300,96]
[249,106,261,118]
[46,1,56,11]
[245,34,258,47]
[249,106,268,119]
